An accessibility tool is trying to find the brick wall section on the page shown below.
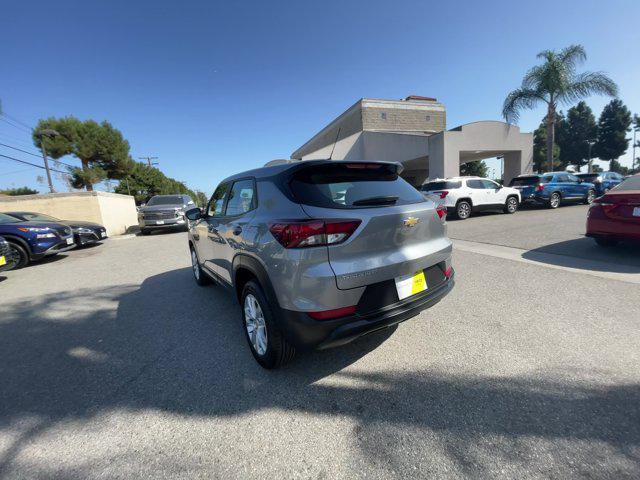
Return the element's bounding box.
[362,106,446,133]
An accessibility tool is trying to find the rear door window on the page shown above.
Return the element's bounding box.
[289,163,425,209]
[225,179,256,216]
[466,179,486,189]
[614,176,640,191]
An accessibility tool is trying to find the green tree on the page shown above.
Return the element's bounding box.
[0,186,39,196]
[557,101,597,171]
[459,160,488,178]
[114,161,198,205]
[503,45,617,173]
[32,117,132,191]
[194,190,209,207]
[594,99,631,168]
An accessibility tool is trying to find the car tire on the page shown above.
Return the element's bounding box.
[548,192,561,209]
[6,242,29,270]
[595,237,618,247]
[190,247,211,286]
[503,196,519,214]
[455,200,472,220]
[241,280,295,369]
[140,228,151,236]
[584,189,596,205]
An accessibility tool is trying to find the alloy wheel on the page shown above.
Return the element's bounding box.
[507,198,518,213]
[244,294,268,356]
[458,202,471,219]
[586,190,595,204]
[550,194,560,208]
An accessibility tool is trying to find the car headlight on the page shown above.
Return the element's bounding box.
[18,227,56,238]
[75,227,94,234]
[176,210,185,216]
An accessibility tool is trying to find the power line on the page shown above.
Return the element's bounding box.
[0,112,33,131]
[0,116,32,134]
[0,167,39,176]
[0,142,78,169]
[0,153,70,175]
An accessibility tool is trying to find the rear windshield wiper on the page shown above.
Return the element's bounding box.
[352,195,399,206]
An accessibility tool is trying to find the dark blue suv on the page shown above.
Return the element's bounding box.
[575,172,624,196]
[0,212,76,270]
[509,172,596,209]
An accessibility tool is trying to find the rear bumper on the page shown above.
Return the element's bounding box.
[278,272,455,350]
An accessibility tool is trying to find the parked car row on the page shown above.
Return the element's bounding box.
[0,211,107,271]
[421,172,599,220]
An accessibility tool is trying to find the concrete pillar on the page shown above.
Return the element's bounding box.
[427,133,460,180]
[503,149,533,185]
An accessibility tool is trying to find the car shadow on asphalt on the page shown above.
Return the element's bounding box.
[0,267,639,477]
[522,237,640,274]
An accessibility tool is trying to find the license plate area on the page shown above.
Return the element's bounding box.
[156,220,165,225]
[66,238,74,245]
[101,232,107,238]
[395,270,428,300]
[633,207,640,217]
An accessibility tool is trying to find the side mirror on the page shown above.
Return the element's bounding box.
[185,207,203,221]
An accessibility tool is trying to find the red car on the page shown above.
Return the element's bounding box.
[586,174,640,246]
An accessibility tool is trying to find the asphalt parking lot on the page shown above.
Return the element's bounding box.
[1,204,639,479]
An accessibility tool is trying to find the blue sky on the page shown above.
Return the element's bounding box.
[1,0,639,195]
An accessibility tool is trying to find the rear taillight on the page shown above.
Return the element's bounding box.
[268,219,361,249]
[535,183,545,192]
[444,266,453,279]
[307,305,356,320]
[592,199,616,214]
[436,204,447,220]
[437,191,449,199]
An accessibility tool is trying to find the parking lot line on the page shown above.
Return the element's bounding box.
[453,239,640,285]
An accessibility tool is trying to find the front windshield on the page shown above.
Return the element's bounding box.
[17,212,60,222]
[147,196,184,206]
[0,213,21,224]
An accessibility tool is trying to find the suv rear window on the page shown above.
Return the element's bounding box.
[576,174,599,183]
[289,163,425,209]
[509,176,540,187]
[421,181,462,191]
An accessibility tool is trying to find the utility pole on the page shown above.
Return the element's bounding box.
[633,116,639,172]
[139,156,159,168]
[35,129,61,193]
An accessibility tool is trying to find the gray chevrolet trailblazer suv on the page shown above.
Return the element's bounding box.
[138,195,195,235]
[185,160,454,368]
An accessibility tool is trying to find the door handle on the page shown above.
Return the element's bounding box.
[233,225,242,236]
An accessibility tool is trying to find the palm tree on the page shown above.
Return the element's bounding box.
[503,45,618,173]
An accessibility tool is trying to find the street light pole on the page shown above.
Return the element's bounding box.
[586,140,596,173]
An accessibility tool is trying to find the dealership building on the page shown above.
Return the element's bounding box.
[290,96,534,186]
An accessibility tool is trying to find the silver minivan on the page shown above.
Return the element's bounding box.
[186,160,454,368]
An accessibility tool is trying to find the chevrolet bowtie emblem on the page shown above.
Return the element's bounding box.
[403,217,420,227]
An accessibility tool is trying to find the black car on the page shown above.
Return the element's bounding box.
[0,235,17,272]
[4,212,108,247]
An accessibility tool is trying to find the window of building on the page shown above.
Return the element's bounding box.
[425,115,431,122]
[380,112,387,120]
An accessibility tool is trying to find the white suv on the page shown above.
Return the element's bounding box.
[420,177,521,220]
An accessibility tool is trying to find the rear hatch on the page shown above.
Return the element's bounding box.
[289,162,451,290]
[509,175,540,197]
